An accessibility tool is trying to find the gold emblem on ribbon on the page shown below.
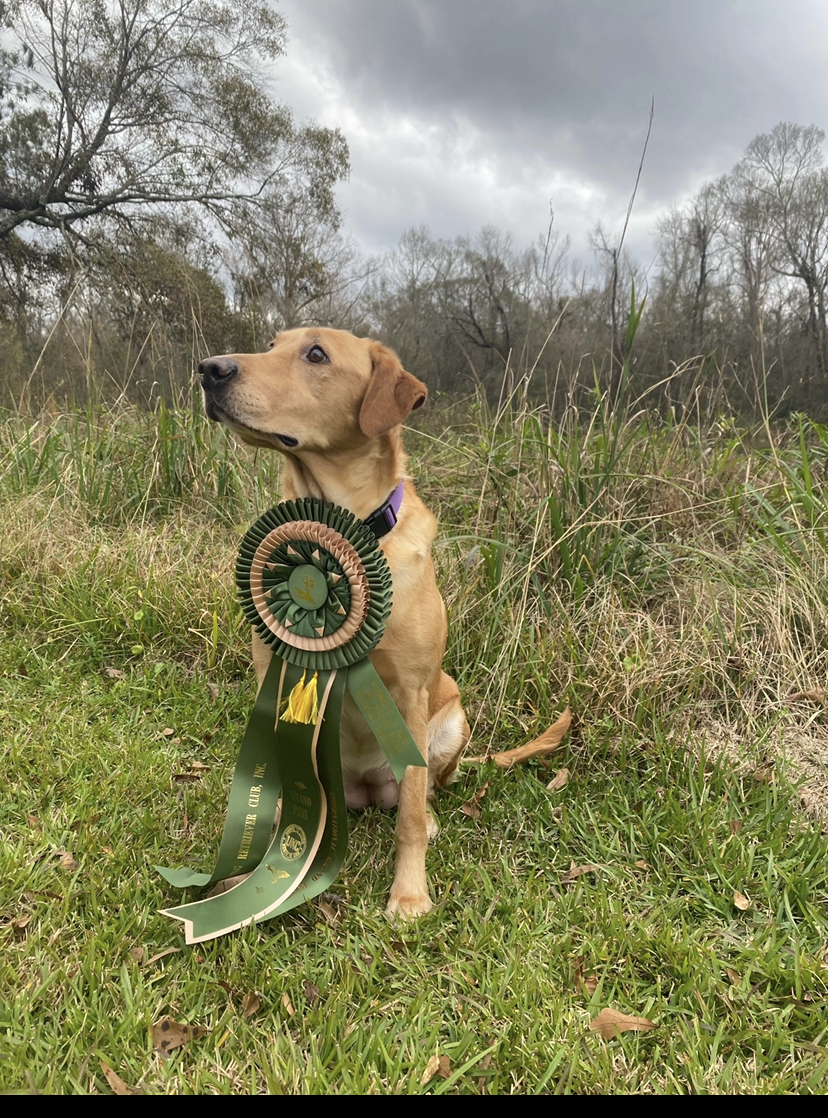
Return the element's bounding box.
[280,824,307,861]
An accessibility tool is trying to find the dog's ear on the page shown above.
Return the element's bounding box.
[359,343,427,439]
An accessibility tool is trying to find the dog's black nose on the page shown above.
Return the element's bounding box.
[199,357,239,388]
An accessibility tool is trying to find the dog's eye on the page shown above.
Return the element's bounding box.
[306,345,328,364]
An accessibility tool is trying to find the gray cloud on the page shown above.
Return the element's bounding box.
[274,0,828,261]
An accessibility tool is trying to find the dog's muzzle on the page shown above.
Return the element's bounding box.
[199,357,238,390]
[198,357,297,447]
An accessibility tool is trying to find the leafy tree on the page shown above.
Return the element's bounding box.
[0,0,350,402]
[0,0,348,240]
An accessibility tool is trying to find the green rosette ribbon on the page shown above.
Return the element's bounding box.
[156,498,426,944]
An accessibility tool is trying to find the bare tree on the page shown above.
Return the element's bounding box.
[733,123,828,376]
[589,221,624,368]
[527,204,571,322]
[450,227,517,357]
[228,186,375,337]
[654,182,726,350]
[685,184,726,349]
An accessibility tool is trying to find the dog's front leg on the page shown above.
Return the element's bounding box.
[387,690,432,918]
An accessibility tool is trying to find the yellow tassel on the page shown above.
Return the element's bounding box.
[281,670,319,725]
[296,670,319,724]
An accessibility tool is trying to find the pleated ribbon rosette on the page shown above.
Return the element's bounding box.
[156,498,426,944]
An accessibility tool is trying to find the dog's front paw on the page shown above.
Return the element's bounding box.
[386,891,434,920]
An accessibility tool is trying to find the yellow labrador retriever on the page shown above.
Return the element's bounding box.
[201,328,569,917]
[200,328,469,918]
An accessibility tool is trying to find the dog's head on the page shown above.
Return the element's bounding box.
[199,328,427,452]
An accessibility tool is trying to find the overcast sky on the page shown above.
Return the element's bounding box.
[273,0,828,268]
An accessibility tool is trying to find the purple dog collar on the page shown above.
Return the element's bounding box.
[363,481,404,539]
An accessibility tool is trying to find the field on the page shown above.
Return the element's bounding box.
[2,384,828,1094]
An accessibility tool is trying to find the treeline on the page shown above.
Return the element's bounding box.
[3,4,828,419]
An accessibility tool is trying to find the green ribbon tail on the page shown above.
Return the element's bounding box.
[161,668,344,944]
[260,666,349,916]
[346,657,427,783]
[155,655,288,888]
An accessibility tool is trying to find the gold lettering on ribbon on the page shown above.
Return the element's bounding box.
[253,764,266,779]
[236,813,258,862]
[248,783,263,808]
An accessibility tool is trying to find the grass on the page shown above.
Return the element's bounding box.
[2,381,828,1093]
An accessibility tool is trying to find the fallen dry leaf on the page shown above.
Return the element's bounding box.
[561,861,597,884]
[421,1054,451,1086]
[729,820,743,835]
[152,1017,209,1058]
[240,991,261,1018]
[99,1059,139,1095]
[461,782,489,820]
[588,1007,656,1039]
[304,981,320,1007]
[421,1054,441,1086]
[58,851,79,871]
[104,667,125,680]
[547,768,571,793]
[634,859,649,870]
[491,708,571,767]
[281,993,294,1018]
[787,688,826,702]
[726,967,741,985]
[162,727,175,737]
[128,947,145,964]
[26,814,40,828]
[207,682,220,701]
[9,913,32,936]
[733,890,752,911]
[205,873,250,898]
[318,899,339,925]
